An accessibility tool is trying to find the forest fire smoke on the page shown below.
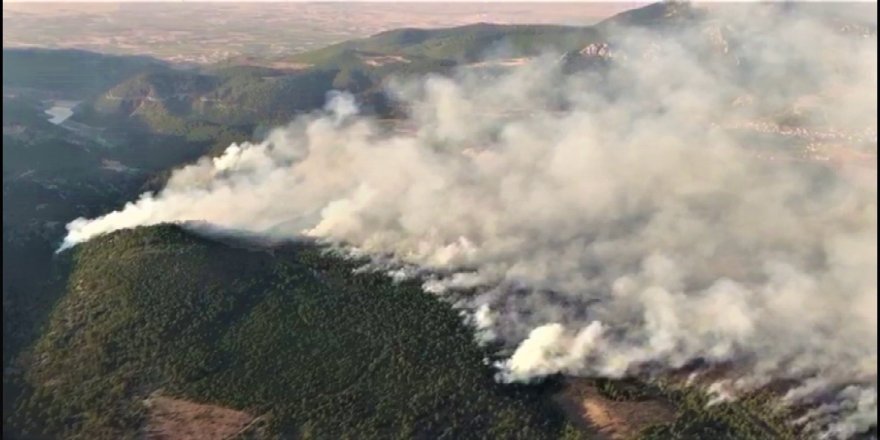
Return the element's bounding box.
[61,4,876,438]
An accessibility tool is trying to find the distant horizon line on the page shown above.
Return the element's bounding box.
[1,0,649,3]
[3,0,875,4]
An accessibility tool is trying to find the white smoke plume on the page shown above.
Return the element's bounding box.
[61,3,876,438]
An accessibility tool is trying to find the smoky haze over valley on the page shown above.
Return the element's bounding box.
[2,2,644,64]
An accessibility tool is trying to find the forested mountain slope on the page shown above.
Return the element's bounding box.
[5,225,580,440]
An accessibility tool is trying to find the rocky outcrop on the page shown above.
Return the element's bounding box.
[579,42,611,59]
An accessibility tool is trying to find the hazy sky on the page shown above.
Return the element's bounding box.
[0,0,652,5]
[5,0,644,2]
[3,0,874,4]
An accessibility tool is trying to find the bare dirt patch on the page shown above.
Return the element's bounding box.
[555,379,676,440]
[464,57,533,69]
[143,393,255,440]
[359,54,412,67]
[268,61,313,71]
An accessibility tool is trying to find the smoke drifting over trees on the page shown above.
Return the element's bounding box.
[61,4,876,438]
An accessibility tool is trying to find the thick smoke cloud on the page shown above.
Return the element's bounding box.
[61,4,876,438]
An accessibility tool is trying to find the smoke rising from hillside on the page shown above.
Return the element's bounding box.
[62,4,876,438]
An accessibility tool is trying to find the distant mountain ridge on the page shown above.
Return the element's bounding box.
[2,1,702,132]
